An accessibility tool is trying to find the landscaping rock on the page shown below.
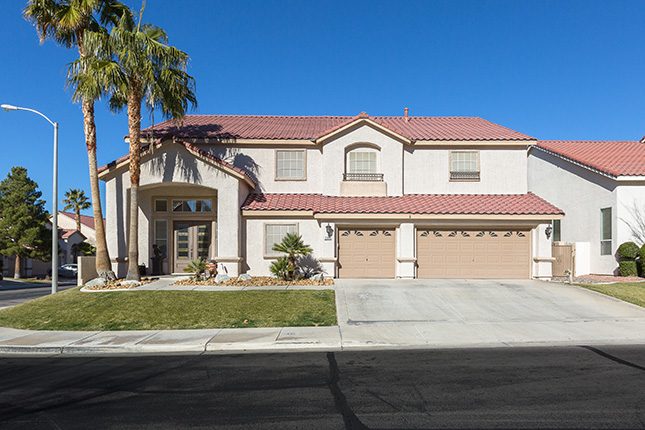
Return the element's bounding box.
[311,273,324,281]
[238,274,252,281]
[120,280,140,287]
[84,277,107,288]
[215,274,230,284]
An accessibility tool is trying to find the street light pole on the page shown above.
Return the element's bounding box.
[1,104,59,294]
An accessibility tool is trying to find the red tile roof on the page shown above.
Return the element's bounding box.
[60,212,99,230]
[143,114,534,141]
[536,140,645,177]
[60,228,85,240]
[242,193,563,216]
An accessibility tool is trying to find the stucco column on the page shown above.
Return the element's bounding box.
[532,224,553,278]
[317,221,337,278]
[216,191,242,277]
[397,223,416,278]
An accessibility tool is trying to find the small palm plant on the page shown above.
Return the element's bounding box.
[270,233,313,281]
[184,258,207,281]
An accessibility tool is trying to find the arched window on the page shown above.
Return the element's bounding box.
[344,144,382,181]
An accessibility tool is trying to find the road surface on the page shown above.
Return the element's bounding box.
[0,345,643,429]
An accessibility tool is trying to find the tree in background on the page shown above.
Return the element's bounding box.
[79,4,196,280]
[0,167,51,279]
[63,188,91,231]
[24,0,130,281]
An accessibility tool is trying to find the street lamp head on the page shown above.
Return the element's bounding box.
[1,104,19,111]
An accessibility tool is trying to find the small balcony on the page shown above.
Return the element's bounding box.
[450,171,480,181]
[343,172,384,182]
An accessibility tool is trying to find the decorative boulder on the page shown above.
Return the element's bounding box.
[311,273,324,282]
[120,280,140,287]
[85,277,107,288]
[238,273,252,281]
[215,274,230,284]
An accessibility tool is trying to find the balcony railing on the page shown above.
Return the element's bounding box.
[450,171,480,181]
[343,172,384,182]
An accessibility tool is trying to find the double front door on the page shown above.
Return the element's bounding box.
[174,221,212,273]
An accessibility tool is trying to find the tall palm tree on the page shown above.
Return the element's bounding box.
[80,8,196,280]
[63,188,91,231]
[24,0,130,281]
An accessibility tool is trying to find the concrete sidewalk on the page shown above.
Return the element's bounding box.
[0,318,644,356]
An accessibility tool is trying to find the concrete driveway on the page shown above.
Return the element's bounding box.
[335,279,645,349]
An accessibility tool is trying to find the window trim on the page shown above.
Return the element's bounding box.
[600,207,612,255]
[274,149,307,181]
[264,223,299,258]
[449,150,480,182]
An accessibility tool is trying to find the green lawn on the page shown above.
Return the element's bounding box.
[577,282,645,308]
[0,287,337,330]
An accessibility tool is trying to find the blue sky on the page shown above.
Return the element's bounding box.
[1,0,644,214]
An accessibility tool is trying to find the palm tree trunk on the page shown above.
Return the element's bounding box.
[126,91,143,281]
[82,99,116,281]
[13,256,21,279]
[75,208,82,231]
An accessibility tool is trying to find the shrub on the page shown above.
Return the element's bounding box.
[618,260,638,277]
[269,256,290,280]
[183,258,207,281]
[617,241,640,260]
[271,233,313,280]
[640,244,645,262]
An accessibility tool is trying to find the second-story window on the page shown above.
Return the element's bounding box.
[275,150,306,180]
[450,151,480,181]
[345,146,382,181]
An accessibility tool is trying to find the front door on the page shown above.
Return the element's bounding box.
[174,221,212,273]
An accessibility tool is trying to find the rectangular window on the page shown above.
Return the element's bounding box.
[154,219,168,258]
[552,220,561,242]
[450,151,480,181]
[154,199,168,212]
[172,199,213,213]
[265,224,298,256]
[600,207,612,255]
[348,151,377,174]
[275,150,306,180]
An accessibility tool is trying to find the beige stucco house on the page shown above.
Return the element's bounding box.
[99,112,563,279]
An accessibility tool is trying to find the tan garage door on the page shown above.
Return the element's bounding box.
[338,228,395,278]
[417,229,530,279]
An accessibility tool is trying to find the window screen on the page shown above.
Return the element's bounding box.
[348,151,377,174]
[265,224,298,256]
[276,150,305,180]
[600,208,612,255]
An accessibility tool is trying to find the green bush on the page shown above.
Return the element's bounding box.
[619,260,638,277]
[617,241,640,260]
[640,244,645,262]
[183,258,207,281]
[269,256,290,279]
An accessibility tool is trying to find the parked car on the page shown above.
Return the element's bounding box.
[58,264,78,278]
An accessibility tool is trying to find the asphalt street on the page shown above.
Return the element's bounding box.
[0,345,643,429]
[0,280,76,308]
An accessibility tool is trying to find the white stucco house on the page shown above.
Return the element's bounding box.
[99,112,563,279]
[529,140,645,275]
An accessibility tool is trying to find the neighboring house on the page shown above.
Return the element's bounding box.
[98,112,563,279]
[57,211,100,245]
[529,140,645,275]
[1,224,86,278]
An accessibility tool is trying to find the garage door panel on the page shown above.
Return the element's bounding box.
[338,228,395,278]
[417,229,530,279]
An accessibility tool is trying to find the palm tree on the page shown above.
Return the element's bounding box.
[272,233,313,280]
[63,188,91,231]
[80,6,196,280]
[24,0,130,281]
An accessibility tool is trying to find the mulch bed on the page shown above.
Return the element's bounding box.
[174,276,334,287]
[84,277,157,291]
